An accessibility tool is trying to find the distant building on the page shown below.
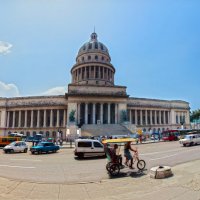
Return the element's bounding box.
[0,32,190,138]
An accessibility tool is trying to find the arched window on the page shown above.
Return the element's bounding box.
[88,43,92,49]
[100,44,104,50]
[95,55,98,60]
[94,42,98,49]
[102,56,104,61]
[82,57,84,61]
[83,45,86,50]
[88,55,91,60]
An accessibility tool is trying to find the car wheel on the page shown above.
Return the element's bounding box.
[10,149,14,153]
[31,151,35,154]
[38,150,42,154]
[4,150,7,154]
[24,148,28,153]
[183,144,186,147]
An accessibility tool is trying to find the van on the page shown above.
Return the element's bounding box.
[74,139,105,158]
[179,134,200,146]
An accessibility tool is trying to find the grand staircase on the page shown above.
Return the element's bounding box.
[80,124,132,137]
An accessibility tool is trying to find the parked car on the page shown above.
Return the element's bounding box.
[3,141,28,153]
[74,139,105,158]
[179,134,200,146]
[30,142,59,154]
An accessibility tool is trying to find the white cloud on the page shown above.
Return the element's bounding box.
[0,41,13,55]
[42,86,66,96]
[0,81,20,97]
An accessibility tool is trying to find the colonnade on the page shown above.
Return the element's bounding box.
[129,109,170,125]
[129,109,187,126]
[175,111,187,124]
[6,109,67,129]
[77,103,118,125]
[72,65,114,83]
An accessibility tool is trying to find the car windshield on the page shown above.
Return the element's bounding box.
[184,135,192,139]
[37,142,44,146]
[10,142,16,146]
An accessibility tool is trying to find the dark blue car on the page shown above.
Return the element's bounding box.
[30,142,60,154]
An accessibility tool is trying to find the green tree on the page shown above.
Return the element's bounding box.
[120,110,128,123]
[69,110,76,122]
[190,109,200,122]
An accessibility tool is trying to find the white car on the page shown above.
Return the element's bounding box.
[179,134,200,146]
[3,141,28,153]
[74,139,105,158]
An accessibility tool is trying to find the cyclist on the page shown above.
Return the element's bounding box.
[110,144,122,166]
[124,141,137,169]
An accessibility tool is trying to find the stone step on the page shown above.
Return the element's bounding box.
[81,124,132,137]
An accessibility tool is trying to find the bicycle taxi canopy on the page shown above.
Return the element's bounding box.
[102,138,136,144]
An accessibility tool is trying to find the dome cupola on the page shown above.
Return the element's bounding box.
[71,32,115,86]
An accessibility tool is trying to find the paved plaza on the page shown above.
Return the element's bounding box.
[0,160,199,200]
[0,142,199,199]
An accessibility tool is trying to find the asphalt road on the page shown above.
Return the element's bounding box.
[0,141,199,184]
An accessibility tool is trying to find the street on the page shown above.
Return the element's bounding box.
[0,141,199,184]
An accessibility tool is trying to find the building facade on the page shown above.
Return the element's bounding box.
[0,32,190,138]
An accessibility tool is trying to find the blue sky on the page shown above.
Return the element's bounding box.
[0,0,199,111]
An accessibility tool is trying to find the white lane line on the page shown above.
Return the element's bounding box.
[141,147,199,156]
[10,159,42,162]
[149,153,179,161]
[0,164,35,169]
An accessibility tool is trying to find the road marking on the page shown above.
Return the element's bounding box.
[141,147,199,156]
[149,153,179,161]
[10,159,42,162]
[0,164,35,169]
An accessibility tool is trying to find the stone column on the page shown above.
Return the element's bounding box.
[7,111,10,128]
[155,110,157,125]
[150,110,152,125]
[168,111,171,124]
[12,111,15,128]
[57,109,60,127]
[135,110,137,125]
[80,68,83,80]
[159,110,161,124]
[37,110,40,128]
[140,110,142,125]
[93,103,96,124]
[63,109,66,127]
[98,66,101,78]
[163,111,166,124]
[43,110,46,127]
[31,110,34,128]
[129,109,132,124]
[89,67,91,79]
[100,103,103,124]
[25,110,27,128]
[18,110,21,128]
[107,69,109,81]
[77,104,80,124]
[102,67,105,79]
[115,104,118,124]
[50,110,53,127]
[108,103,111,124]
[85,103,88,124]
[145,110,148,125]
[93,66,96,79]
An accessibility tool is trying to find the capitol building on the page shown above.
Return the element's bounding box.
[0,32,190,138]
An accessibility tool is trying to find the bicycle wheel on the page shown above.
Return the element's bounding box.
[109,164,120,176]
[106,162,112,172]
[137,160,146,170]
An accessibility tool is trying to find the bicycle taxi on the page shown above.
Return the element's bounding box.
[102,138,146,176]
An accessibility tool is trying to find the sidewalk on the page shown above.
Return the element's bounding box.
[0,159,199,200]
